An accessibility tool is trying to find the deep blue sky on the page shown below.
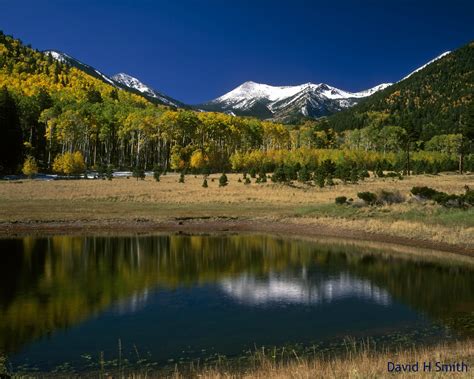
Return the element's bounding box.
[1,0,473,104]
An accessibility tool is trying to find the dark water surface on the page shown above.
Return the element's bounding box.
[1,234,473,371]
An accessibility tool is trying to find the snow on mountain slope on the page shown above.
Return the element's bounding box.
[401,51,451,80]
[111,73,182,107]
[45,50,116,86]
[45,50,183,107]
[200,81,393,120]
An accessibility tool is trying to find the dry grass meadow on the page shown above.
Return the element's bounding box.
[168,340,474,379]
[0,173,473,249]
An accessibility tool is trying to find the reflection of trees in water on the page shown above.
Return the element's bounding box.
[0,234,473,354]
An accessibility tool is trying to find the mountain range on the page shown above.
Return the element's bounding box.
[45,49,453,121]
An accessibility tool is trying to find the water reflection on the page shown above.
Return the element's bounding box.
[220,272,391,306]
[1,234,473,361]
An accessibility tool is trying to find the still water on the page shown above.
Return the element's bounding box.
[1,234,473,370]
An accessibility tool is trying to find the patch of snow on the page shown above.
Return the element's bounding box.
[112,73,178,107]
[401,51,451,80]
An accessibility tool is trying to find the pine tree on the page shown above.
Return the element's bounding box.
[219,173,228,187]
[0,86,22,173]
[105,165,114,180]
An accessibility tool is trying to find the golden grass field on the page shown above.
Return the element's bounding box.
[169,340,474,379]
[183,341,474,379]
[0,173,473,249]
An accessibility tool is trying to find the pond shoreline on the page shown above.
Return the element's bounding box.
[1,217,472,257]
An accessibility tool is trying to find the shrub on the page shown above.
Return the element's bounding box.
[219,173,228,187]
[22,156,38,178]
[463,189,474,206]
[244,177,251,185]
[375,163,384,178]
[132,166,145,180]
[53,152,85,176]
[385,171,402,179]
[202,178,208,188]
[350,167,359,184]
[153,165,162,182]
[376,190,404,205]
[297,166,311,183]
[315,169,325,188]
[411,186,440,200]
[357,191,377,205]
[179,172,185,183]
[105,165,114,181]
[271,166,286,183]
[249,167,257,178]
[258,171,267,183]
[335,196,347,205]
[326,174,335,186]
[96,164,106,179]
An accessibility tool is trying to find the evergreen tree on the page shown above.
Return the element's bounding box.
[219,173,228,187]
[132,166,145,180]
[0,86,22,173]
[105,165,114,180]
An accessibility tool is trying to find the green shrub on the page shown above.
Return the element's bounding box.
[153,164,162,182]
[219,173,228,187]
[335,196,347,205]
[179,172,185,183]
[326,174,335,186]
[244,177,251,185]
[411,186,440,200]
[105,165,114,181]
[202,178,208,188]
[298,166,311,183]
[271,166,286,183]
[132,166,145,181]
[376,190,404,205]
[357,191,377,205]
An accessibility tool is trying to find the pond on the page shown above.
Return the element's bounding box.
[1,234,473,372]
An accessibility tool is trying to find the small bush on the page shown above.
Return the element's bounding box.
[411,186,440,200]
[357,191,377,205]
[202,178,208,188]
[219,173,228,187]
[105,165,114,181]
[153,165,162,182]
[326,174,335,186]
[179,172,185,183]
[244,177,251,185]
[132,166,145,180]
[22,156,38,178]
[376,190,404,205]
[271,167,286,183]
[335,196,347,205]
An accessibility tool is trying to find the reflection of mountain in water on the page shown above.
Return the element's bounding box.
[220,271,391,306]
[114,289,150,315]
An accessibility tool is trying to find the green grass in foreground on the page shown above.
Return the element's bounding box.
[295,203,474,228]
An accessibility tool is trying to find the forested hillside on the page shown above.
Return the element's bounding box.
[0,31,472,177]
[327,41,474,141]
[0,32,291,174]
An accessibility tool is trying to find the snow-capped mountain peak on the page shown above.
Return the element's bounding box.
[111,73,181,107]
[202,81,393,120]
